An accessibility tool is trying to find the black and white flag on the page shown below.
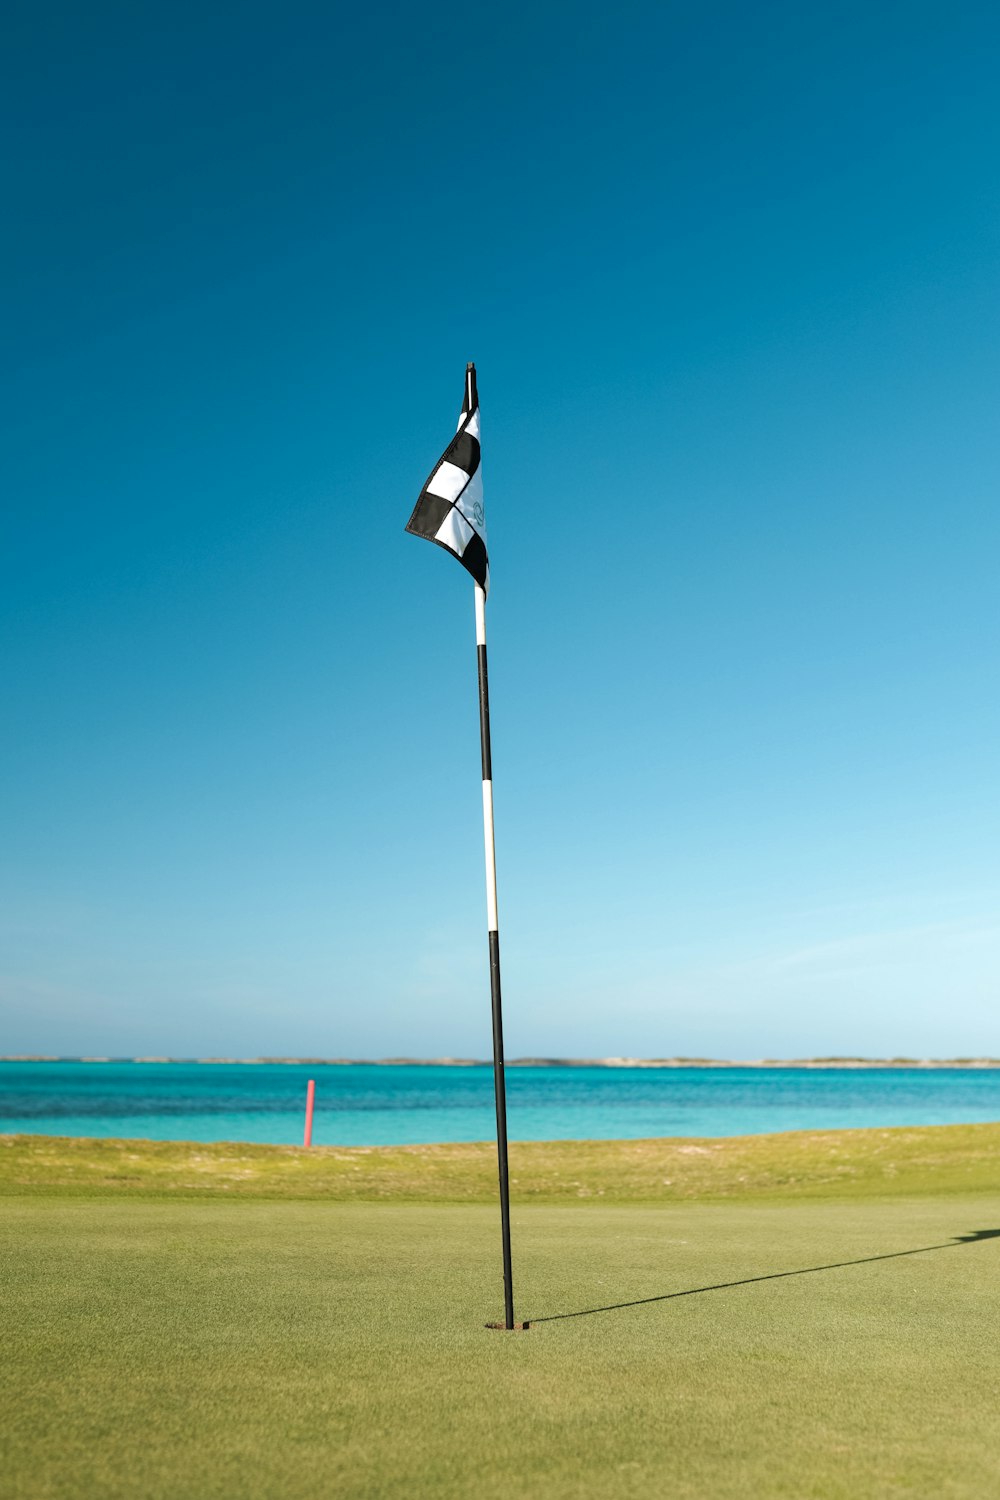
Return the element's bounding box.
[405,364,488,593]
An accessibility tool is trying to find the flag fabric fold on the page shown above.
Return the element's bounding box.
[405,364,488,593]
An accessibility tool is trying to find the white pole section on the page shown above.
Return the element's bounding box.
[476,586,499,932]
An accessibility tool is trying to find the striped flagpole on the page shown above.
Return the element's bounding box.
[474,577,516,1331]
[405,361,520,1329]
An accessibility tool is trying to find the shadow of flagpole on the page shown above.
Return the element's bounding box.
[529,1228,1000,1325]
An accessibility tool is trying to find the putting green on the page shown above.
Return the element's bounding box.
[5,1192,1000,1498]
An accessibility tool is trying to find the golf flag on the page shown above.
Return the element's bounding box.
[405,362,520,1329]
[405,364,488,593]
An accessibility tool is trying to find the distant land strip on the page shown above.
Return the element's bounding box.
[4,1056,1000,1069]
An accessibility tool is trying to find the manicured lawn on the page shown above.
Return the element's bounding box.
[4,1169,1000,1497]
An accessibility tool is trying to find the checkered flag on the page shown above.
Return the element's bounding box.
[405,364,488,593]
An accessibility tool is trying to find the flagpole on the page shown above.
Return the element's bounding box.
[406,359,521,1330]
[475,580,516,1331]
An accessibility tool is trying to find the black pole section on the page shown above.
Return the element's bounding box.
[477,628,515,1330]
[490,931,515,1329]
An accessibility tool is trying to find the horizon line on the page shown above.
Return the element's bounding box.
[3,1055,1000,1069]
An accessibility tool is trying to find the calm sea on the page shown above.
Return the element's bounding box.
[2,1061,1000,1146]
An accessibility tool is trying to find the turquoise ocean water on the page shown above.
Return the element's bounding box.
[2,1061,1000,1146]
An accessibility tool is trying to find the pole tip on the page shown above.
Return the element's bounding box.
[466,361,475,371]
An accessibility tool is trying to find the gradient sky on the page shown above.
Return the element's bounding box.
[2,0,999,1059]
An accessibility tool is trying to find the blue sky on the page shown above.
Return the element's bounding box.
[2,0,998,1058]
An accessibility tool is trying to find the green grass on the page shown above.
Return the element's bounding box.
[4,1119,1000,1201]
[4,1128,1000,1498]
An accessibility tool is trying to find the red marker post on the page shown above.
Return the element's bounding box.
[303,1078,315,1148]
